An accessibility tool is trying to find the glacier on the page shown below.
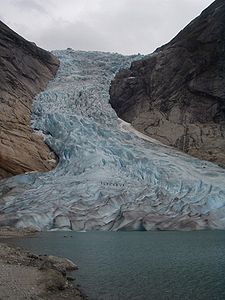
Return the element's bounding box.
[0,49,225,231]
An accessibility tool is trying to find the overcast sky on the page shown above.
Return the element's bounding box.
[0,0,214,54]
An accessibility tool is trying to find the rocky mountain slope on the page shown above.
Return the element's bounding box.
[0,49,225,231]
[110,0,225,167]
[0,21,59,179]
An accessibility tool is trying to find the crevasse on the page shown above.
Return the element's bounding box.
[0,49,225,231]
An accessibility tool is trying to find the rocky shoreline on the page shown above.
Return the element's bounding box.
[0,227,87,300]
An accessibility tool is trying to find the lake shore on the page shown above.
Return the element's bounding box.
[0,227,87,300]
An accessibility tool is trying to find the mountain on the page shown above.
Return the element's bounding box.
[0,21,59,179]
[0,2,225,231]
[0,49,224,231]
[110,0,225,167]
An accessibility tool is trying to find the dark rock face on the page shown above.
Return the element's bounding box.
[0,21,59,179]
[110,0,225,167]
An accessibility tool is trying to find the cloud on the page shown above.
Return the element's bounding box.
[39,19,108,51]
[0,0,215,54]
[13,0,48,14]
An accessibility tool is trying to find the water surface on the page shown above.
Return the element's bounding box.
[7,231,225,300]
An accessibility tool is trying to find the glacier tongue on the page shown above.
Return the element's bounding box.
[0,49,225,231]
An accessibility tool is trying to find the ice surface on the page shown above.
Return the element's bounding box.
[0,49,225,231]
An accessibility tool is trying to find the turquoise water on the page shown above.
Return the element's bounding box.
[7,231,225,300]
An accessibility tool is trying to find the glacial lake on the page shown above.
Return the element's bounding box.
[6,231,225,300]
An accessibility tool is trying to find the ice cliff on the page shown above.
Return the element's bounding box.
[0,49,225,231]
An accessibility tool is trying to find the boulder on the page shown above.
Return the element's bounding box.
[46,255,78,271]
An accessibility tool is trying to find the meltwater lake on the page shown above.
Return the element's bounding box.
[7,231,225,300]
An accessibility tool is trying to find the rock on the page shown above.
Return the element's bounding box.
[0,21,59,179]
[110,0,225,167]
[67,276,75,281]
[46,255,78,271]
[40,268,68,291]
[0,243,86,299]
[27,253,39,260]
[39,260,67,277]
[0,226,38,238]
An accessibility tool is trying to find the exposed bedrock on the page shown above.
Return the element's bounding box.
[110,0,225,167]
[0,21,59,179]
[0,50,225,231]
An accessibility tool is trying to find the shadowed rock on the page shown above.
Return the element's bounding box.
[0,21,59,179]
[110,0,225,167]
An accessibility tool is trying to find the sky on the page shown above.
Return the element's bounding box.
[0,0,214,55]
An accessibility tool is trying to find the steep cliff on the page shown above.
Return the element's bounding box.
[110,0,225,167]
[0,21,59,179]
